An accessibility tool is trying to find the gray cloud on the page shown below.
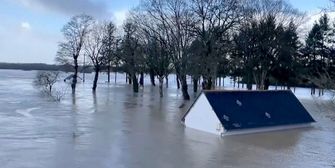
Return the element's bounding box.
[18,0,109,17]
[0,24,61,64]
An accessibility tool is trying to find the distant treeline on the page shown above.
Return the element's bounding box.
[0,62,73,71]
[0,62,126,73]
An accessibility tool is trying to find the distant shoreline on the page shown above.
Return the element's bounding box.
[0,62,124,73]
[0,62,70,71]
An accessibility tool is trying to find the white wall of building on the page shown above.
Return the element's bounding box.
[184,93,223,135]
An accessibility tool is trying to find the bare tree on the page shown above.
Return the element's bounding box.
[84,22,106,91]
[34,71,60,93]
[139,0,195,100]
[309,67,335,97]
[33,71,68,101]
[101,21,118,83]
[312,71,335,89]
[190,0,244,89]
[56,14,94,93]
[146,35,171,97]
[119,20,145,93]
[130,9,172,97]
[245,0,302,24]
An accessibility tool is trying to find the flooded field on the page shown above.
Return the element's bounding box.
[0,69,334,168]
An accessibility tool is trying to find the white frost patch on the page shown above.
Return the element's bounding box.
[265,112,271,119]
[223,115,230,121]
[236,99,242,106]
[16,107,40,117]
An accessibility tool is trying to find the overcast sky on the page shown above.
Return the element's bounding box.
[0,0,332,64]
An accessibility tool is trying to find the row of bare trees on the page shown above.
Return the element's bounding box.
[124,0,247,99]
[56,15,118,93]
[122,0,302,99]
[54,0,335,100]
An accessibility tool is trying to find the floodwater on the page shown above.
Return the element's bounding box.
[0,69,334,168]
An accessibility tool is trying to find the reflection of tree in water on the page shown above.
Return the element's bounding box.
[71,92,76,105]
[93,92,98,113]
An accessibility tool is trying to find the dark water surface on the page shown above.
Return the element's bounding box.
[0,70,334,168]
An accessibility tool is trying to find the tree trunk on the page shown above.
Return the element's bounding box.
[176,75,180,89]
[206,77,213,90]
[115,63,118,84]
[71,57,78,93]
[180,75,190,100]
[222,77,224,87]
[92,67,99,91]
[311,87,316,95]
[218,76,221,86]
[126,73,128,83]
[128,73,132,85]
[150,69,156,86]
[139,72,144,87]
[165,75,169,88]
[159,76,164,97]
[193,77,198,93]
[132,73,139,93]
[264,78,270,90]
[215,75,218,89]
[247,84,252,90]
[246,72,252,90]
[107,65,111,83]
[203,75,214,90]
[253,71,268,90]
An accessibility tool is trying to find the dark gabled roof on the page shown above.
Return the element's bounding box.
[204,90,315,131]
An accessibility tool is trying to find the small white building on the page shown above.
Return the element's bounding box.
[182,90,315,136]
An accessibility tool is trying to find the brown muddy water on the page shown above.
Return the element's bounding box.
[0,70,334,168]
